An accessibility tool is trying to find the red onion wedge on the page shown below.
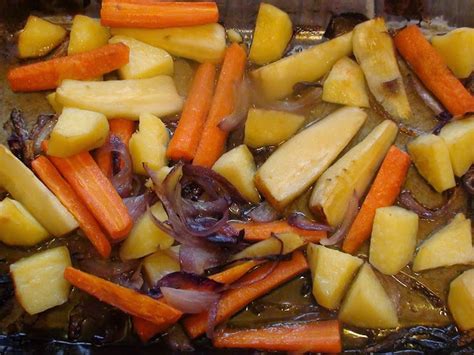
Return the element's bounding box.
[398,187,459,220]
[248,201,281,223]
[161,287,220,314]
[218,76,251,132]
[287,212,334,232]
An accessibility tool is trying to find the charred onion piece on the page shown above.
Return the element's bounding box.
[4,109,34,165]
[218,76,251,132]
[462,165,474,195]
[123,192,155,221]
[287,212,334,232]
[248,201,281,223]
[398,187,459,220]
[30,114,57,155]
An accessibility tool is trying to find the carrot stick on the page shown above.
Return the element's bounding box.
[7,43,129,92]
[133,316,173,343]
[213,320,342,353]
[167,62,216,162]
[193,43,247,167]
[101,0,219,29]
[343,146,411,254]
[231,220,327,243]
[95,119,136,178]
[44,143,133,240]
[393,25,474,117]
[31,156,111,258]
[64,267,182,325]
[183,251,308,339]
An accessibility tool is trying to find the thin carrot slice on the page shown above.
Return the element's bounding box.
[31,156,111,258]
[183,251,308,339]
[193,43,247,167]
[393,25,474,117]
[230,220,327,243]
[64,267,182,325]
[342,145,411,254]
[101,0,219,29]
[7,43,129,92]
[167,62,216,162]
[213,320,342,353]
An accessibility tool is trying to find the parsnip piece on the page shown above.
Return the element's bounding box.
[448,269,474,330]
[68,15,110,55]
[18,16,66,58]
[143,250,180,285]
[46,92,63,114]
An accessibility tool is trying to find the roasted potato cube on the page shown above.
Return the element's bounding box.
[68,15,110,55]
[448,269,474,330]
[18,16,66,58]
[143,250,180,285]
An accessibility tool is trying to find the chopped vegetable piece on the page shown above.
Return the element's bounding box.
[133,316,173,343]
[208,260,261,284]
[249,3,293,65]
[213,320,342,353]
[8,43,129,92]
[0,144,78,236]
[193,43,247,167]
[167,62,216,161]
[448,269,474,330]
[143,250,180,286]
[64,267,182,325]
[10,246,72,315]
[343,146,411,254]
[31,156,111,258]
[68,15,110,55]
[310,120,398,227]
[111,23,226,63]
[256,106,367,210]
[394,25,474,117]
[18,16,67,58]
[183,251,308,338]
[251,31,352,101]
[101,0,219,29]
[46,92,62,114]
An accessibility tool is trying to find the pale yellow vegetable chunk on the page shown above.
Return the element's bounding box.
[439,116,474,177]
[111,24,226,63]
[369,206,419,275]
[310,120,398,227]
[322,57,369,107]
[47,108,109,158]
[226,29,242,43]
[129,113,169,175]
[307,244,363,310]
[448,269,474,330]
[68,15,110,55]
[143,250,180,286]
[56,76,184,119]
[18,16,66,58]
[407,134,456,193]
[249,3,293,65]
[109,36,173,79]
[120,202,174,260]
[244,108,305,148]
[339,263,399,328]
[0,145,78,236]
[413,213,474,272]
[431,28,474,79]
[255,106,366,210]
[251,31,353,100]
[10,246,72,315]
[46,92,63,114]
[0,198,49,247]
[173,59,195,97]
[212,145,260,204]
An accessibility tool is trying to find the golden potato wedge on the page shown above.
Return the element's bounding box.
[143,250,180,286]
[448,269,474,330]
[68,15,110,55]
[18,16,66,58]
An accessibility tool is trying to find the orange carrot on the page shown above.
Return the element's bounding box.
[133,316,173,343]
[183,251,308,339]
[101,0,219,28]
[31,156,111,258]
[167,62,216,162]
[44,144,133,240]
[394,25,474,117]
[231,220,327,243]
[65,267,182,325]
[343,146,411,254]
[213,320,342,353]
[95,119,136,178]
[7,43,129,92]
[193,43,247,167]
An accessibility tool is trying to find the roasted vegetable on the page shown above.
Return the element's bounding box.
[143,250,180,286]
[46,92,62,114]
[18,16,66,58]
[68,15,110,55]
[448,269,474,330]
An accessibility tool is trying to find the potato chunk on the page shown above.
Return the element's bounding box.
[255,106,366,210]
[46,92,63,114]
[109,36,173,79]
[249,3,293,65]
[369,206,419,275]
[68,15,110,55]
[307,244,363,310]
[143,250,180,285]
[120,202,174,260]
[413,213,473,272]
[10,246,72,315]
[212,145,260,203]
[448,269,474,330]
[18,16,66,58]
[407,134,456,193]
[322,57,369,107]
[0,198,49,247]
[244,109,305,148]
[129,113,169,175]
[47,108,109,158]
[339,263,398,328]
